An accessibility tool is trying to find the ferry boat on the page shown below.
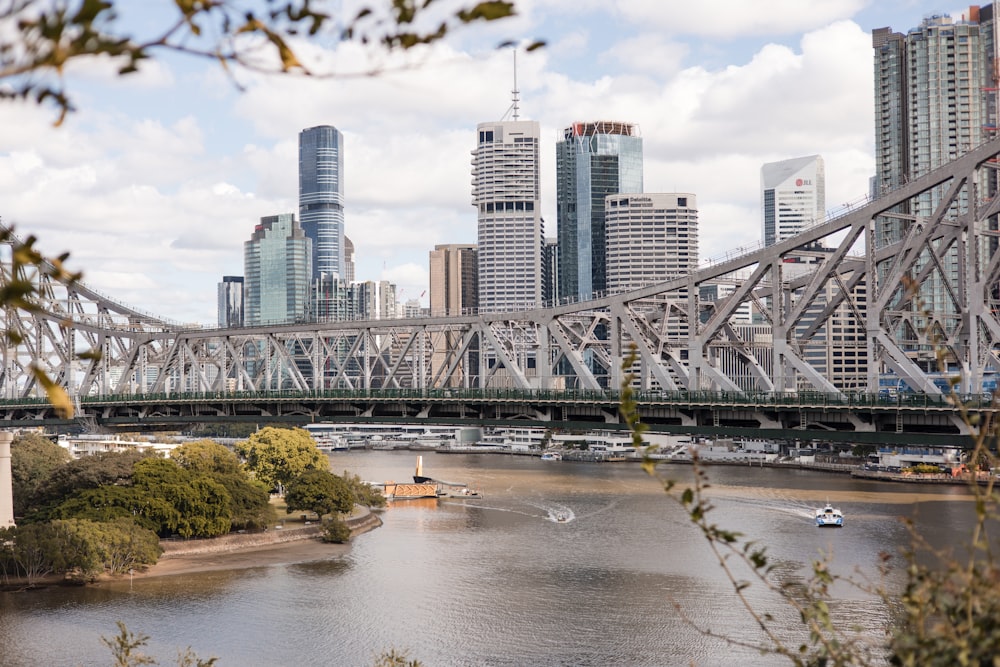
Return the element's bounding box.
[815,503,844,527]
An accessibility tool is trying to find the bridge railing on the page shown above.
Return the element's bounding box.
[0,387,977,411]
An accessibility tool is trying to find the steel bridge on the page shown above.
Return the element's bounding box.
[6,135,1000,443]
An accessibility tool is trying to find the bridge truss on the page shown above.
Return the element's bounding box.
[5,136,1000,411]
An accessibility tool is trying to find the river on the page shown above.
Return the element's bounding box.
[0,451,978,666]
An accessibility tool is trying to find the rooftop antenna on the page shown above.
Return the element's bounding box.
[502,47,520,121]
[512,48,520,120]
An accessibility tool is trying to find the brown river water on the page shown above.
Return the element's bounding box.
[0,450,979,666]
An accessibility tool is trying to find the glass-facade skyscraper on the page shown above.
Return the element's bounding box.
[556,121,643,301]
[299,125,345,281]
[217,275,244,328]
[243,214,312,325]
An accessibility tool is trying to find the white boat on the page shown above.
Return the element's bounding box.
[540,452,562,461]
[815,503,844,527]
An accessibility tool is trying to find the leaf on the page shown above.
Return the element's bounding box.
[31,366,73,419]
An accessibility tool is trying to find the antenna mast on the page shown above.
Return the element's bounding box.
[511,48,520,120]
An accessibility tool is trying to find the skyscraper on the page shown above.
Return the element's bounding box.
[873,10,998,371]
[429,244,478,317]
[760,155,825,247]
[472,120,544,312]
[299,125,345,281]
[873,10,996,214]
[243,214,312,325]
[556,121,643,301]
[605,193,699,290]
[217,275,244,328]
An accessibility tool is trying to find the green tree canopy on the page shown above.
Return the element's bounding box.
[10,431,70,517]
[132,458,232,538]
[26,449,151,522]
[284,469,354,519]
[236,426,325,492]
[172,439,242,476]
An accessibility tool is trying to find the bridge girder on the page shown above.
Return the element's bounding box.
[2,135,1000,429]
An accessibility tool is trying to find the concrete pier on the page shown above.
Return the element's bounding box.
[0,431,14,528]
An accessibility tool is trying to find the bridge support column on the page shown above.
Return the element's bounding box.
[0,431,14,528]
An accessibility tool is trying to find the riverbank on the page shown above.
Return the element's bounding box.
[0,506,383,590]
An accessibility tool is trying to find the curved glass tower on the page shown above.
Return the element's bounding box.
[299,125,345,281]
[556,121,643,301]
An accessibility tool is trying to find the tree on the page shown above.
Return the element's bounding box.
[132,458,232,538]
[341,470,387,509]
[236,426,325,493]
[1,0,538,125]
[172,439,275,530]
[172,439,242,476]
[284,469,354,519]
[28,449,150,520]
[10,431,70,517]
[102,621,218,667]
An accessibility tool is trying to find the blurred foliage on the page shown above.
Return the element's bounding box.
[1,0,542,125]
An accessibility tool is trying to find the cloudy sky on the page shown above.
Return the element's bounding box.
[0,1,960,324]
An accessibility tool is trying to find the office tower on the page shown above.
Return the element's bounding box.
[761,156,825,247]
[472,120,545,312]
[344,236,355,284]
[873,10,996,212]
[217,276,244,328]
[299,125,345,281]
[543,237,558,305]
[556,121,643,301]
[243,214,312,325]
[429,244,478,317]
[605,193,699,290]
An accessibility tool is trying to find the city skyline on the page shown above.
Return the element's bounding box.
[0,2,942,324]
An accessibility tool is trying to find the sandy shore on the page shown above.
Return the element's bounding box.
[139,537,353,578]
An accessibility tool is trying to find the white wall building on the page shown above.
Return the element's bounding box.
[761,155,825,247]
[605,193,699,291]
[472,120,545,312]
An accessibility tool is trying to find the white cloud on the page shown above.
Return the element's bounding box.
[616,0,867,37]
[0,7,884,323]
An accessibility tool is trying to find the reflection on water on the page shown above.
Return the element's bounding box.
[0,451,981,667]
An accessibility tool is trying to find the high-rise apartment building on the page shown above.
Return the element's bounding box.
[355,280,398,320]
[217,276,244,328]
[873,10,998,371]
[429,244,478,317]
[472,120,544,312]
[299,125,345,281]
[556,121,643,301]
[761,156,825,247]
[243,214,312,325]
[605,193,699,290]
[873,10,996,213]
